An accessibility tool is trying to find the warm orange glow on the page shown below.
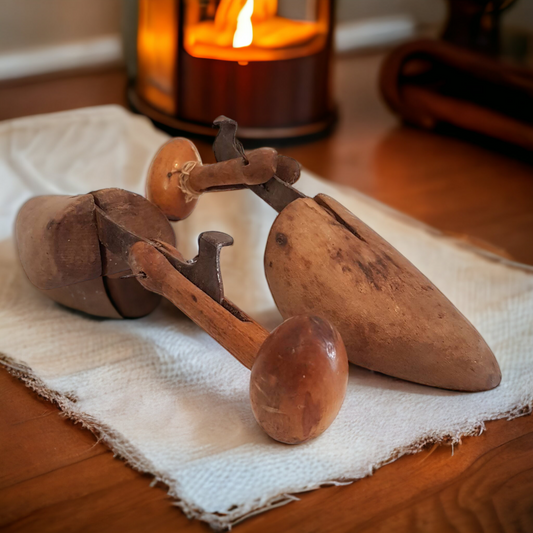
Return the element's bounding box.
[233,0,254,48]
[185,0,326,62]
[136,0,177,114]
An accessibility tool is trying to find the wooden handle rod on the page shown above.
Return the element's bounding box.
[188,147,278,194]
[128,241,268,370]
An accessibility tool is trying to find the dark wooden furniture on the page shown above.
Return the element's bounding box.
[1,51,532,532]
[380,39,533,152]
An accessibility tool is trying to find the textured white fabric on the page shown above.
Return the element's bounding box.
[0,106,532,529]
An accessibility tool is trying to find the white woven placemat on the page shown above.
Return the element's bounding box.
[1,106,532,529]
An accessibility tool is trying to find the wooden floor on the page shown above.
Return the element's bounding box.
[1,52,532,532]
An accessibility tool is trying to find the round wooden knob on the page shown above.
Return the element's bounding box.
[250,315,349,444]
[146,138,202,221]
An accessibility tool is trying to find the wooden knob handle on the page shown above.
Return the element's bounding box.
[250,315,349,444]
[146,138,202,221]
[146,137,279,221]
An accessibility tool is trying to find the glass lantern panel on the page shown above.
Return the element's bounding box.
[137,0,178,114]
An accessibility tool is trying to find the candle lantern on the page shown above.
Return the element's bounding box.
[131,0,336,140]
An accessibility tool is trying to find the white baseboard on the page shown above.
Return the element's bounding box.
[0,34,123,81]
[335,15,416,52]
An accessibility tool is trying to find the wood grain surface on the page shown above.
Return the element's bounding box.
[1,52,533,532]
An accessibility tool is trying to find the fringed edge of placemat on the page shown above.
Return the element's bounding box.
[2,352,532,530]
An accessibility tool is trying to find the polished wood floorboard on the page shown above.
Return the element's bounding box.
[1,53,532,532]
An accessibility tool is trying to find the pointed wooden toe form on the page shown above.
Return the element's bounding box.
[264,194,501,392]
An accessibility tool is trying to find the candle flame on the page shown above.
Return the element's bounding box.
[233,0,254,48]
